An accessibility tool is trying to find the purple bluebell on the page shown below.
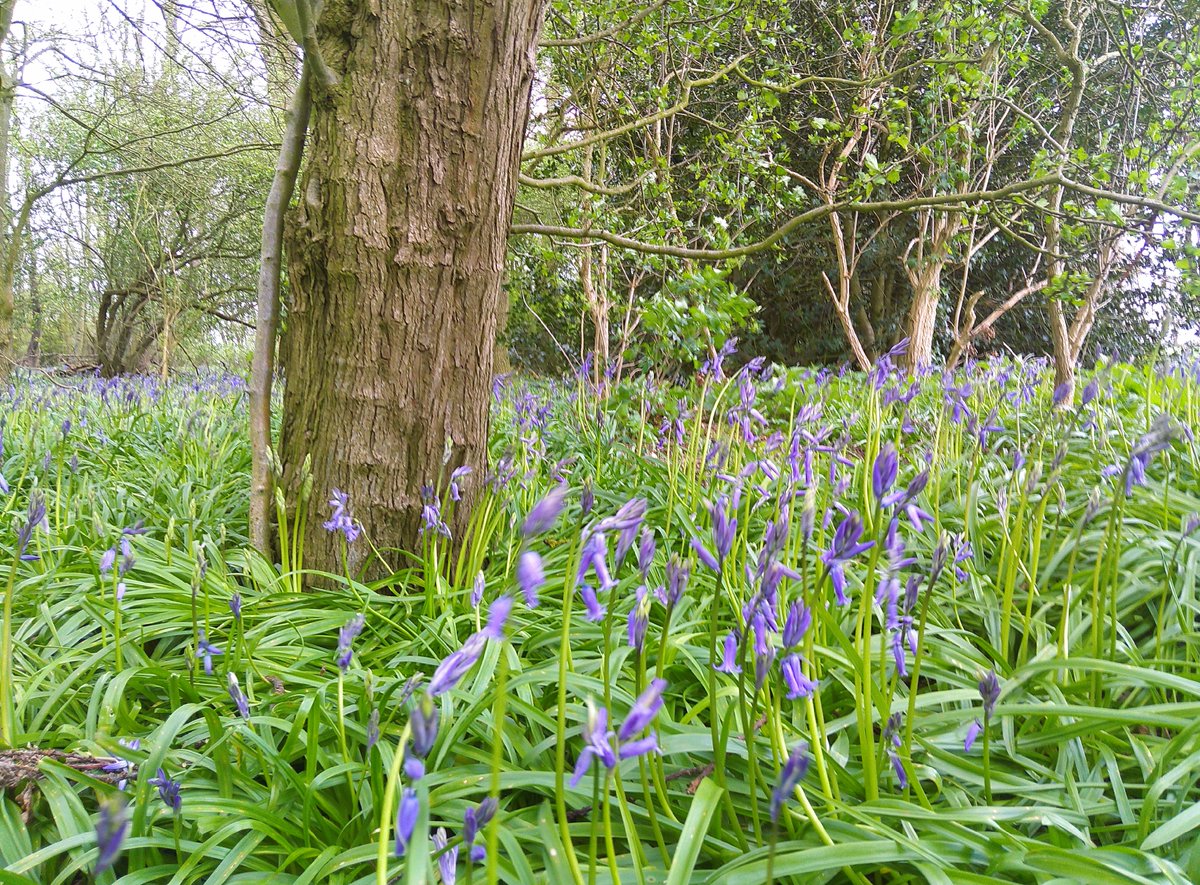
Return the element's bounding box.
[394,788,420,856]
[366,708,380,750]
[872,444,898,502]
[822,513,874,605]
[690,537,719,571]
[781,654,816,699]
[578,531,615,590]
[471,571,486,608]
[580,483,595,517]
[626,587,649,652]
[100,547,117,574]
[978,669,1001,717]
[227,673,250,719]
[781,601,811,648]
[600,498,648,570]
[410,695,439,757]
[229,592,242,620]
[522,485,567,537]
[754,644,776,694]
[404,758,426,780]
[433,827,458,883]
[427,632,487,697]
[714,630,741,674]
[881,470,932,532]
[448,465,471,502]
[769,743,810,822]
[463,796,497,864]
[119,537,135,576]
[1081,376,1100,405]
[1052,381,1071,405]
[484,594,512,640]
[580,584,606,621]
[637,527,656,578]
[336,613,366,673]
[658,556,689,609]
[618,678,666,741]
[516,550,545,608]
[197,630,222,676]
[419,492,451,538]
[149,768,182,813]
[323,489,360,543]
[17,492,45,560]
[963,718,983,752]
[569,703,619,787]
[94,797,128,874]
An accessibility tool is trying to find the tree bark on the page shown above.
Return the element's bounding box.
[280,0,544,576]
[249,66,311,556]
[0,0,18,374]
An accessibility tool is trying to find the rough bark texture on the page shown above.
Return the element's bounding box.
[281,0,543,576]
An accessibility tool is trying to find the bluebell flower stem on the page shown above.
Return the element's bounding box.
[602,773,620,885]
[0,552,18,746]
[375,723,412,885]
[553,541,585,882]
[982,713,992,804]
[588,768,600,885]
[485,648,509,885]
[336,673,350,764]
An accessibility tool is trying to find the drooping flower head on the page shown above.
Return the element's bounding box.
[978,669,1001,718]
[149,768,182,814]
[323,489,360,543]
[714,630,741,675]
[781,654,816,699]
[522,484,567,537]
[197,630,223,676]
[769,743,810,822]
[94,796,129,874]
[394,788,420,857]
[872,443,898,503]
[227,673,250,719]
[516,550,545,608]
[427,633,487,697]
[336,613,366,673]
[433,826,458,884]
[822,512,874,605]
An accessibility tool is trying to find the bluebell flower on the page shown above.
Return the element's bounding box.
[470,571,485,608]
[781,600,811,649]
[599,497,647,571]
[881,470,932,532]
[229,592,242,620]
[781,654,816,699]
[714,630,741,675]
[463,797,497,865]
[448,465,471,502]
[579,530,615,590]
[149,768,182,813]
[769,743,810,822]
[822,513,874,605]
[336,613,365,673]
[579,584,605,622]
[197,630,222,676]
[483,594,512,639]
[227,673,250,719]
[366,709,380,750]
[872,444,898,502]
[963,718,983,751]
[404,758,426,780]
[100,547,117,574]
[522,485,567,536]
[323,489,360,543]
[516,550,544,608]
[17,492,45,560]
[394,788,420,856]
[433,827,458,883]
[569,702,618,787]
[978,669,1001,717]
[94,797,128,874]
[410,695,439,757]
[637,526,656,578]
[427,632,487,697]
[656,556,689,609]
[626,586,649,652]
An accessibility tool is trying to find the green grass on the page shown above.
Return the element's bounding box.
[1,356,1200,883]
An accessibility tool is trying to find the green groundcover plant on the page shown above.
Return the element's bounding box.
[1,348,1200,884]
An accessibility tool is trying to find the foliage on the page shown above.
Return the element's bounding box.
[2,353,1200,881]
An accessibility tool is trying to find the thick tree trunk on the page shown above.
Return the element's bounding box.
[281,0,543,576]
[0,0,16,375]
[904,264,941,370]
